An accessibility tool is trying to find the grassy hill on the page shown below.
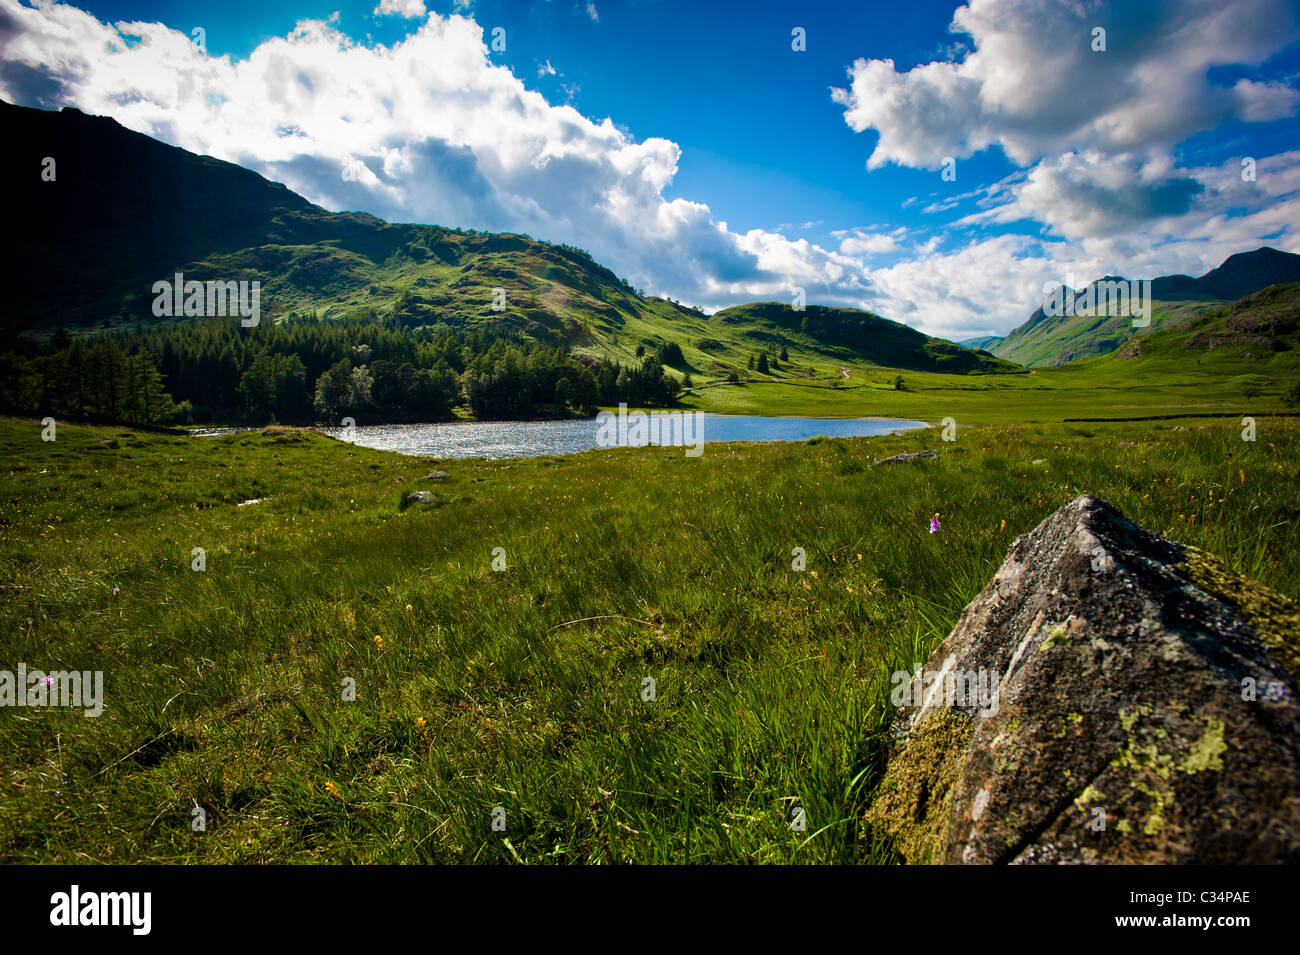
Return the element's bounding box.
[683,283,1300,423]
[709,302,1017,374]
[4,100,317,332]
[983,249,1300,368]
[11,98,1300,429]
[3,99,1009,390]
[1087,281,1300,383]
[959,335,1004,352]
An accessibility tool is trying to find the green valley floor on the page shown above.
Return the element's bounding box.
[0,408,1296,862]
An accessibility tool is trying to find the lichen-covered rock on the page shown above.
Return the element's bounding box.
[867,495,1300,864]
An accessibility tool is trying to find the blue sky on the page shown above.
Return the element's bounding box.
[3,0,1299,338]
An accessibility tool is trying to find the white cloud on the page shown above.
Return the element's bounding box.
[834,229,903,256]
[885,153,1300,340]
[961,152,1205,239]
[586,4,599,24]
[823,0,1300,338]
[373,0,427,19]
[865,234,1066,339]
[961,150,1300,249]
[832,0,1300,170]
[537,59,556,78]
[0,1,873,315]
[1,0,1296,342]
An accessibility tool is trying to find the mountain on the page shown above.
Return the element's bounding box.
[987,249,1300,368]
[959,335,1004,352]
[1,99,1013,380]
[5,100,316,332]
[3,99,646,342]
[712,303,1019,374]
[1091,281,1300,382]
[1154,248,1300,301]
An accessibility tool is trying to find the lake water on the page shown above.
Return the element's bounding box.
[302,414,928,459]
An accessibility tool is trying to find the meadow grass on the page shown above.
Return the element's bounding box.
[0,412,1296,863]
[679,357,1296,422]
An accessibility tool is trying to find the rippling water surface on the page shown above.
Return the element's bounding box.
[300,414,929,459]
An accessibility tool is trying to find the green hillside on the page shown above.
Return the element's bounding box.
[991,295,1224,368]
[986,249,1300,368]
[959,335,1004,352]
[11,97,1300,431]
[1088,281,1300,383]
[709,302,1017,374]
[4,99,1008,388]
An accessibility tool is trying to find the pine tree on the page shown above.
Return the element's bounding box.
[133,354,177,425]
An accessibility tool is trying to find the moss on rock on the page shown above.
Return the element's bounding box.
[1180,545,1300,675]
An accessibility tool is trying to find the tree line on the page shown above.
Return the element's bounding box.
[0,316,682,426]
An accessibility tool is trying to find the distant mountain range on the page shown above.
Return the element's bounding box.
[2,100,1014,378]
[963,248,1300,367]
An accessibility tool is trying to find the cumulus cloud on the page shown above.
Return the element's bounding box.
[965,152,1205,238]
[909,157,1300,339]
[0,0,871,314]
[2,0,1297,342]
[373,0,427,18]
[866,234,1065,338]
[855,147,1300,341]
[960,149,1300,251]
[825,0,1300,337]
[832,0,1300,169]
[834,228,904,256]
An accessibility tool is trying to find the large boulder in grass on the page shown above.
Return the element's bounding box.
[867,494,1300,864]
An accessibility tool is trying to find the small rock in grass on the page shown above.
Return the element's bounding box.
[876,450,939,465]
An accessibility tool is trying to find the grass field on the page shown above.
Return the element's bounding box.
[678,283,1300,422]
[680,363,1294,422]
[1,403,1296,863]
